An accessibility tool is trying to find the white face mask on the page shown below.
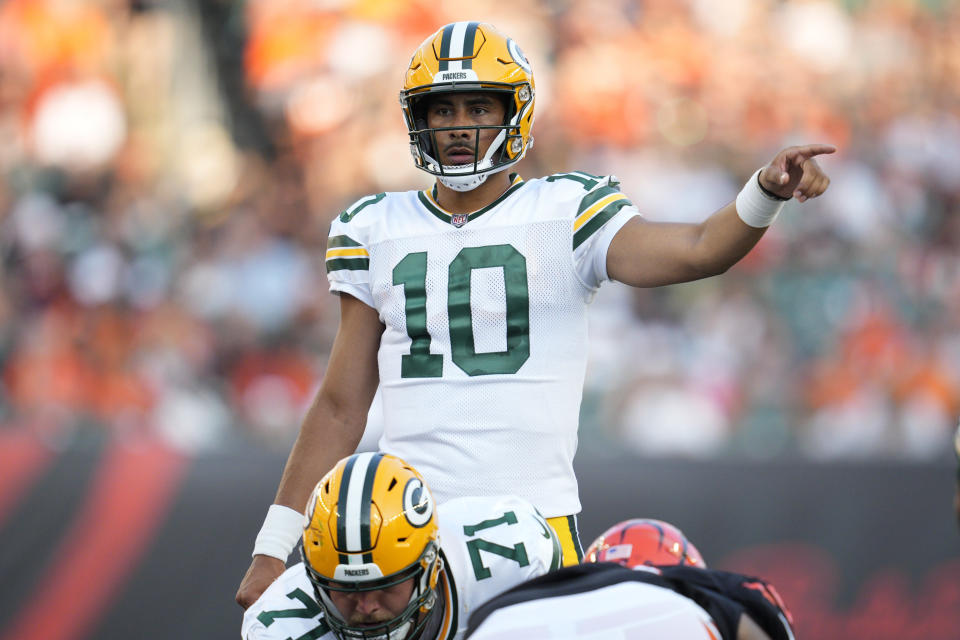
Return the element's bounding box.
[425,129,512,192]
[349,619,411,640]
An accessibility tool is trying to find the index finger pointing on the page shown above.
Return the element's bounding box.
[797,144,837,158]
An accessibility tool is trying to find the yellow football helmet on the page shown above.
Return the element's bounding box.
[399,21,536,191]
[301,452,441,640]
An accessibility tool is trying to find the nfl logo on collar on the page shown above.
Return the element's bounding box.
[451,214,468,228]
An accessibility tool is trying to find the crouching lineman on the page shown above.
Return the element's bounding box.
[242,452,561,640]
[466,519,795,640]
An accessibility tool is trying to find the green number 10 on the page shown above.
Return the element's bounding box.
[392,244,530,378]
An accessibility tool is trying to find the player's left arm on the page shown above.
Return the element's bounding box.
[606,144,835,288]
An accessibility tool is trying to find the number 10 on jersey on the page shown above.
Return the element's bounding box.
[392,244,530,378]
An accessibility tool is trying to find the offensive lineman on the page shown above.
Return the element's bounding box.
[466,519,795,640]
[237,21,835,607]
[242,452,561,640]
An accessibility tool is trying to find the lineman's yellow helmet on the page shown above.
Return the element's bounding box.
[399,22,536,191]
[301,452,441,640]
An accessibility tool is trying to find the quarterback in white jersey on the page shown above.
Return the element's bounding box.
[326,170,636,517]
[237,20,835,609]
[242,453,561,640]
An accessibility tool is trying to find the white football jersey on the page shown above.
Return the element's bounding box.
[468,579,720,639]
[242,495,563,640]
[326,172,640,517]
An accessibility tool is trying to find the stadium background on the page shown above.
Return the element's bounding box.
[0,0,957,638]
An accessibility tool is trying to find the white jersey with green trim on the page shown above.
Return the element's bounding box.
[241,494,563,640]
[326,172,640,517]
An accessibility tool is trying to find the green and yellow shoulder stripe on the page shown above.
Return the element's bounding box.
[326,193,386,275]
[326,234,368,274]
[547,171,636,250]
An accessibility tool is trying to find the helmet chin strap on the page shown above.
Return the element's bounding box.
[438,169,494,192]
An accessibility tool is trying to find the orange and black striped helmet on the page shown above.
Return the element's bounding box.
[399,22,535,189]
[583,519,707,569]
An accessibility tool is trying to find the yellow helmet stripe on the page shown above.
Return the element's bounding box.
[573,193,629,231]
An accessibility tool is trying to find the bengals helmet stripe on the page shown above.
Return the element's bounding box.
[584,518,706,569]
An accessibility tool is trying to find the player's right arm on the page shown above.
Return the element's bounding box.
[236,292,384,609]
[606,144,834,288]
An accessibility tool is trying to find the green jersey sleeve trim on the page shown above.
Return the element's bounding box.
[572,199,632,250]
[327,234,363,249]
[576,185,623,215]
[325,257,370,273]
[339,193,385,223]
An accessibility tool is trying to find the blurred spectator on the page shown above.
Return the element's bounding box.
[0,0,958,461]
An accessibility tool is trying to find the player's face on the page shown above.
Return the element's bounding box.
[425,92,506,166]
[327,577,416,628]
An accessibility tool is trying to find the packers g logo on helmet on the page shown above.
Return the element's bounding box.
[301,453,442,640]
[402,477,434,528]
[399,22,536,191]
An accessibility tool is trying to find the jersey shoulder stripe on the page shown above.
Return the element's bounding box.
[537,170,638,254]
[325,234,369,274]
[573,195,632,250]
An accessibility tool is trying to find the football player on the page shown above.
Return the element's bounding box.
[242,452,561,640]
[237,21,835,607]
[465,519,795,640]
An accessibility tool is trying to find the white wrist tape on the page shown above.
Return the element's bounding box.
[252,504,304,561]
[736,169,788,228]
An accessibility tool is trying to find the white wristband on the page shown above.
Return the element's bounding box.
[252,504,304,561]
[735,169,788,228]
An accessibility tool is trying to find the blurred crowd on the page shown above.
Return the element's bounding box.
[1,0,958,460]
